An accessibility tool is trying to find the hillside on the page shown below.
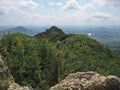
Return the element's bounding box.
[64,26,120,53]
[34,26,65,42]
[0,26,36,37]
[0,26,120,89]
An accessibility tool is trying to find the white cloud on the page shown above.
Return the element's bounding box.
[39,11,120,25]
[48,2,63,6]
[0,0,38,13]
[0,0,40,25]
[0,0,119,25]
[0,0,14,14]
[61,0,81,11]
[61,0,94,12]
[0,0,39,16]
[92,12,112,20]
[105,0,120,6]
[92,0,120,7]
[57,11,120,25]
[89,12,120,25]
[18,0,39,9]
[91,0,105,7]
[81,3,94,11]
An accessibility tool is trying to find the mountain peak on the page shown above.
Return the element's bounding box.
[50,25,59,30]
[0,26,36,37]
[15,26,26,29]
[46,26,65,35]
[34,26,65,42]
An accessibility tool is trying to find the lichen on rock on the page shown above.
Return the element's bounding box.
[50,71,120,90]
[8,83,32,90]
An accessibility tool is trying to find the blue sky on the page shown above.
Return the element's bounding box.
[0,0,120,26]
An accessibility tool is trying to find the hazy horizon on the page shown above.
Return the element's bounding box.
[0,24,120,31]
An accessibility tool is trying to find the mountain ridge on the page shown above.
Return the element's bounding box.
[0,26,36,37]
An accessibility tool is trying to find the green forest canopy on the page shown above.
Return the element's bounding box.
[0,26,120,90]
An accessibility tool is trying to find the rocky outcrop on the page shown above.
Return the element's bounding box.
[0,54,32,90]
[0,54,13,90]
[8,83,32,90]
[50,71,120,90]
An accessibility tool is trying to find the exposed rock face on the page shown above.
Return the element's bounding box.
[0,54,32,90]
[50,72,120,90]
[8,83,32,90]
[0,54,13,90]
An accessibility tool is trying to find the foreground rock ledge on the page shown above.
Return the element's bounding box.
[50,72,120,90]
[0,54,32,90]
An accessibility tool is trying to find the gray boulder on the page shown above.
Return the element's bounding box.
[50,71,120,90]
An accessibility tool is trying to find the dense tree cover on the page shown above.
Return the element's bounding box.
[0,33,60,89]
[104,40,120,54]
[59,34,120,77]
[0,27,120,90]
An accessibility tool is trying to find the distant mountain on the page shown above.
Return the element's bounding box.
[0,26,36,37]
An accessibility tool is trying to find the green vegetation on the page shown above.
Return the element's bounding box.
[0,26,120,90]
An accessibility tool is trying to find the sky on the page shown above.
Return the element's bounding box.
[0,0,120,26]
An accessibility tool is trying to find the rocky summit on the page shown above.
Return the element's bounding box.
[50,71,120,90]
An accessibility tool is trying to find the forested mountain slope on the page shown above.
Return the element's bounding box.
[0,26,120,89]
[34,26,65,42]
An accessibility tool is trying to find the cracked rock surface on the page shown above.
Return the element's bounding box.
[50,72,120,90]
